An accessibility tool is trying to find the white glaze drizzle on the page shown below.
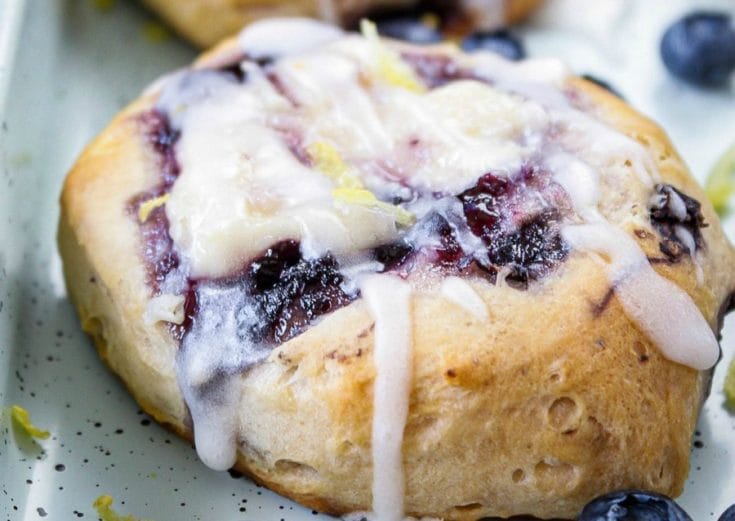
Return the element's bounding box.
[361,275,413,521]
[666,188,689,221]
[674,224,704,285]
[143,293,185,325]
[439,276,488,320]
[548,149,716,370]
[562,223,718,370]
[176,357,240,471]
[176,282,272,470]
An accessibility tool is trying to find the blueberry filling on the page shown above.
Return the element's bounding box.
[373,240,415,271]
[426,212,468,268]
[649,184,706,261]
[130,111,181,291]
[145,110,180,186]
[245,241,353,344]
[180,242,355,355]
[458,168,569,287]
[370,169,570,286]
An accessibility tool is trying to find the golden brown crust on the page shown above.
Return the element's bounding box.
[140,0,543,48]
[59,56,735,519]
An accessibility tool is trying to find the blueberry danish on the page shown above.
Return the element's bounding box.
[59,19,735,520]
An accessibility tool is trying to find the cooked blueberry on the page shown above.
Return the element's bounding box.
[373,240,414,271]
[246,241,353,344]
[376,17,442,44]
[578,490,693,521]
[719,504,735,521]
[426,213,466,268]
[581,73,625,99]
[461,29,525,60]
[660,11,735,87]
[649,183,706,261]
[458,169,568,287]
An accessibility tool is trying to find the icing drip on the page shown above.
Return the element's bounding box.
[562,223,718,370]
[144,293,185,325]
[440,276,489,320]
[176,359,240,471]
[675,224,704,284]
[361,275,413,521]
[547,150,715,370]
[176,282,272,470]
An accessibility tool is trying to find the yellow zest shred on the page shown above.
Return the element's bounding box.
[137,193,170,223]
[359,19,424,93]
[332,187,415,227]
[306,142,363,189]
[93,495,145,521]
[726,357,735,407]
[705,143,735,216]
[308,141,415,226]
[10,405,50,440]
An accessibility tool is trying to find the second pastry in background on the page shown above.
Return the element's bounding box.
[140,0,542,47]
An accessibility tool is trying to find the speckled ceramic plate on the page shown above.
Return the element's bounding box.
[1,1,734,520]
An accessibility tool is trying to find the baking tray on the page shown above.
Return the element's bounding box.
[1,0,734,520]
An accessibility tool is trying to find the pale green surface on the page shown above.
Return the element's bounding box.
[1,1,735,520]
[705,143,735,215]
[0,1,332,520]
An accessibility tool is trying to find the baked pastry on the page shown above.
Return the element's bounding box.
[141,0,542,47]
[59,18,735,520]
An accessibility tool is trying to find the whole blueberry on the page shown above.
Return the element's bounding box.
[578,490,693,521]
[660,11,735,87]
[376,17,442,44]
[461,29,525,60]
[719,504,735,521]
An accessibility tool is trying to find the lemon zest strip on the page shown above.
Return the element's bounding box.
[93,495,146,521]
[332,187,415,227]
[359,19,424,93]
[10,405,50,440]
[308,141,415,226]
[306,142,363,189]
[138,193,170,223]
